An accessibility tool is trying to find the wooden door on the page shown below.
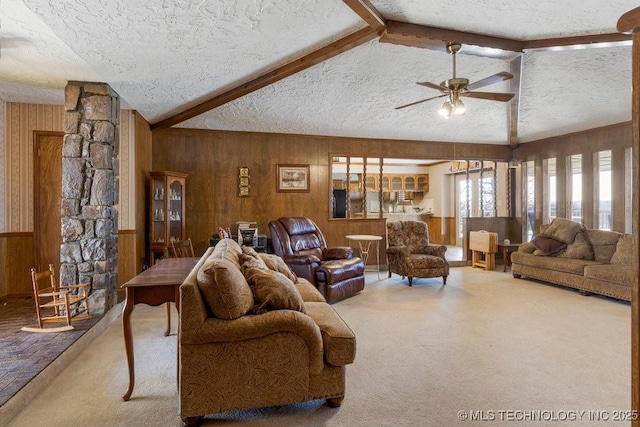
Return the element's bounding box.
[34,131,64,274]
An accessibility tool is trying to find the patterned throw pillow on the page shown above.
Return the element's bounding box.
[558,231,594,260]
[197,258,253,320]
[243,267,306,314]
[257,253,298,282]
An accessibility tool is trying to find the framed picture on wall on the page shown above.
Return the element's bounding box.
[277,164,310,192]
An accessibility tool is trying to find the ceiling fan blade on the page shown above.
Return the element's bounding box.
[395,94,447,110]
[416,81,447,92]
[467,72,514,91]
[462,91,515,102]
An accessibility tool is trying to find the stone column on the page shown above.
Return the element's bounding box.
[61,82,119,315]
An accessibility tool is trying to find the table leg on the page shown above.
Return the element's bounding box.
[164,302,171,336]
[358,240,373,267]
[122,289,135,401]
[375,240,380,280]
[503,248,508,272]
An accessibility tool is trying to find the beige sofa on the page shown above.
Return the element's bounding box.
[179,239,356,426]
[511,218,634,301]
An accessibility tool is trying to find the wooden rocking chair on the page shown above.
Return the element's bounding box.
[27,264,91,331]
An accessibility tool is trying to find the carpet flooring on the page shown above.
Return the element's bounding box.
[2,267,631,426]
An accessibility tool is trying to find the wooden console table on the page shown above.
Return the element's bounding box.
[120,257,199,401]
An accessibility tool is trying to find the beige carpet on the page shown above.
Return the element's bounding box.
[3,267,631,427]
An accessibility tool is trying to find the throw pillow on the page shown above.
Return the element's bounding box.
[610,234,635,265]
[558,231,594,260]
[239,251,268,270]
[258,253,298,282]
[197,258,253,320]
[241,245,260,258]
[532,235,567,256]
[542,217,585,244]
[244,267,306,314]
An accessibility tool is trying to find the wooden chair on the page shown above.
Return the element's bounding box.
[29,264,91,330]
[164,238,195,335]
[171,238,195,258]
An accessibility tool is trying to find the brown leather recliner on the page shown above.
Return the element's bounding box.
[269,217,365,303]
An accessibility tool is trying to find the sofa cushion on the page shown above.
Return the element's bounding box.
[610,234,635,265]
[558,231,594,260]
[511,252,596,275]
[584,264,634,287]
[211,238,243,268]
[585,229,622,263]
[295,278,326,302]
[197,258,254,320]
[532,235,567,256]
[542,217,585,244]
[243,267,306,314]
[258,253,298,282]
[304,302,356,366]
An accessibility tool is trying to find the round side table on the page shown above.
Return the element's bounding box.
[346,234,383,280]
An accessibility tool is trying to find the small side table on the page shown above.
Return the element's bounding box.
[346,234,383,280]
[498,243,520,272]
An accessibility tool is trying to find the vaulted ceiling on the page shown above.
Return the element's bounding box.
[0,0,636,145]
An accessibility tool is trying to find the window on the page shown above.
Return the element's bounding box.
[458,177,471,239]
[543,158,556,224]
[596,150,612,230]
[480,161,496,217]
[568,154,582,224]
[524,160,535,241]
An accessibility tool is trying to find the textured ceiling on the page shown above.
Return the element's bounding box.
[0,0,636,144]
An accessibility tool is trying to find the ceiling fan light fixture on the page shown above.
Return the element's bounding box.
[439,101,453,118]
[453,98,466,115]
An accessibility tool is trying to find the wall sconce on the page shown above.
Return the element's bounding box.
[238,167,250,196]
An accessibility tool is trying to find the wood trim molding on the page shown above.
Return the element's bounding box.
[617,7,640,425]
[151,27,378,130]
[342,0,386,35]
[0,231,32,237]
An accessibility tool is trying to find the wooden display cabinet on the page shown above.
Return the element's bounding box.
[149,171,187,265]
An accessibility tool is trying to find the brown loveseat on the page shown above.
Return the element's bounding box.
[269,217,365,303]
[511,217,634,301]
[179,239,356,426]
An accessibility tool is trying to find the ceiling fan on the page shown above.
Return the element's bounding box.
[395,42,515,117]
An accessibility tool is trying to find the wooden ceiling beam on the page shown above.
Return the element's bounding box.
[509,55,523,147]
[523,33,631,51]
[342,0,386,34]
[151,27,378,130]
[380,20,524,57]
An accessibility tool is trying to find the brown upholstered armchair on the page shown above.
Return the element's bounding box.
[386,220,449,286]
[269,217,365,303]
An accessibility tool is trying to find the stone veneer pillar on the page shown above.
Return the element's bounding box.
[61,82,119,315]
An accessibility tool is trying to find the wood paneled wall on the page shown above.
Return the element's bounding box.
[151,128,511,261]
[0,233,34,297]
[463,217,523,260]
[135,112,153,272]
[515,121,632,233]
[424,216,456,244]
